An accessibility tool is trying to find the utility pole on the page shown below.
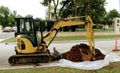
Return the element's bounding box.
[48,1,50,20]
[119,0,120,13]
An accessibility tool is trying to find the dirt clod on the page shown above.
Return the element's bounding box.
[62,43,105,62]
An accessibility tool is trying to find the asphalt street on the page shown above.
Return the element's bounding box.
[0,39,120,70]
[0,32,14,41]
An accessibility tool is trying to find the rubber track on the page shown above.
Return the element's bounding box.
[8,54,51,65]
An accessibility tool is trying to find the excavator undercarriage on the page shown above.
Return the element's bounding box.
[9,54,51,65]
[9,48,61,65]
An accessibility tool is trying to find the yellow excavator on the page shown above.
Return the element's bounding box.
[8,16,95,65]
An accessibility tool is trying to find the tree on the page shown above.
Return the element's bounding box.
[41,0,51,20]
[41,0,106,23]
[60,0,76,17]
[106,9,119,20]
[0,6,21,27]
[0,6,10,26]
[104,9,120,25]
[41,0,70,20]
[61,0,106,23]
[25,14,33,18]
[41,0,60,20]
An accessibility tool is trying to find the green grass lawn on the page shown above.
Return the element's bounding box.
[1,35,118,43]
[1,62,120,73]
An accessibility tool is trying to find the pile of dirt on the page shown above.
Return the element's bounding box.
[62,43,105,62]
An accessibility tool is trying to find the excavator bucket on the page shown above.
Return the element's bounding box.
[51,47,62,61]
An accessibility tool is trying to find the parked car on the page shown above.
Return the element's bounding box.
[3,26,14,32]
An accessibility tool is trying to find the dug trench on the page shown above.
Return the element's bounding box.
[62,43,105,62]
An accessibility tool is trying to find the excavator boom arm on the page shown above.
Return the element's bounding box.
[40,16,95,55]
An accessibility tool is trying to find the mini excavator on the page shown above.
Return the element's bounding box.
[8,16,95,65]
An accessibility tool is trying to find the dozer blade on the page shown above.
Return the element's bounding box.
[8,54,51,65]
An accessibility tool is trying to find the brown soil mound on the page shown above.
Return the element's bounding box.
[62,43,105,62]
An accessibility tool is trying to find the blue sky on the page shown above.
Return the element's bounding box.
[0,0,119,19]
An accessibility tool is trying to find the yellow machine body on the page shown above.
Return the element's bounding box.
[16,35,37,53]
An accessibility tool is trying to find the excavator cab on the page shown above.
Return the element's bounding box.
[14,17,46,54]
[14,18,41,47]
